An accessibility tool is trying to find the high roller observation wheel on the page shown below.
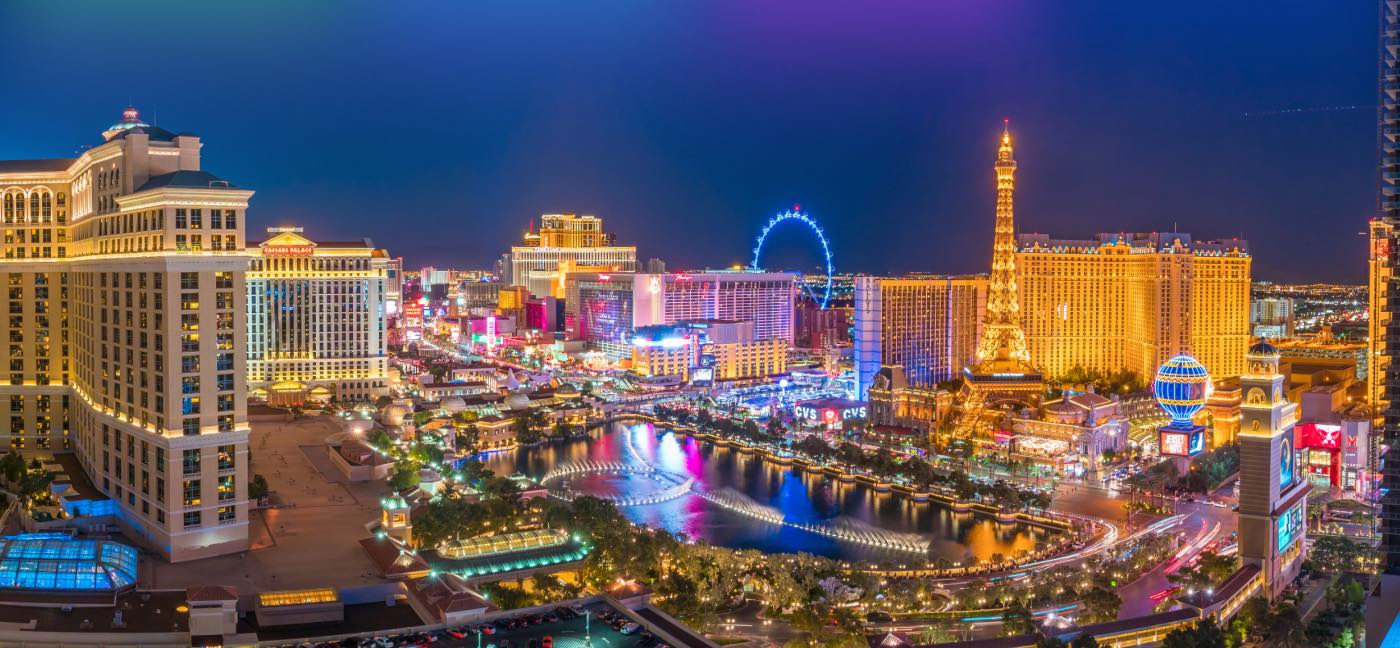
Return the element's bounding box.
[750,207,834,309]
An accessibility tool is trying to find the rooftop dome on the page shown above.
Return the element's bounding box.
[1248,339,1278,356]
[102,106,149,141]
[382,404,411,427]
[440,396,467,414]
[506,392,531,410]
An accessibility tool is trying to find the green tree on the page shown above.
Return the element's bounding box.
[1237,596,1270,642]
[0,452,25,484]
[514,415,542,445]
[1266,605,1306,648]
[248,474,270,500]
[1080,587,1122,624]
[1002,600,1035,636]
[1071,636,1100,648]
[366,428,393,449]
[1162,618,1226,648]
[456,423,479,452]
[389,462,420,491]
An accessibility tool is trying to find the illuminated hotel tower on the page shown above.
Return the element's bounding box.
[1382,0,1400,576]
[0,108,251,561]
[1237,340,1308,600]
[956,124,1042,435]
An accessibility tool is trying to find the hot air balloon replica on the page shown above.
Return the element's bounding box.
[1153,355,1209,460]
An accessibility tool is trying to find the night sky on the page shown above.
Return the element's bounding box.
[0,2,1377,282]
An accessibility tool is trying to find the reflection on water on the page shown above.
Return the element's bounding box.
[484,422,1053,563]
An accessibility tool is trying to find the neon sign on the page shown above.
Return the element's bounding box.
[794,405,867,422]
[263,244,315,256]
[1277,501,1304,552]
[1280,437,1294,488]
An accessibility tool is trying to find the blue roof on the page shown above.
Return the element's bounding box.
[0,533,138,591]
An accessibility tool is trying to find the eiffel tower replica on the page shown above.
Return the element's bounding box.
[956,122,1044,438]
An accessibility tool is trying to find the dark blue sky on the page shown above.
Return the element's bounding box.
[0,1,1376,282]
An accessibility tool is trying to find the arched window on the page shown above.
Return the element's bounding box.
[40,192,51,223]
[2,193,11,224]
[29,193,39,222]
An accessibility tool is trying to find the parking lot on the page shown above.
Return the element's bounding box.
[440,614,650,648]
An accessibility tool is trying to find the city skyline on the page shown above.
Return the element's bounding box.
[0,2,1375,282]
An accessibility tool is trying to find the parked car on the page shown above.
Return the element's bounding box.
[542,637,553,648]
[621,622,642,635]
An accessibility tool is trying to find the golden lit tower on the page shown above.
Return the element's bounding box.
[975,121,1031,365]
[957,123,1043,436]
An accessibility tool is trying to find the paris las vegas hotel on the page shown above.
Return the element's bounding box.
[0,108,253,561]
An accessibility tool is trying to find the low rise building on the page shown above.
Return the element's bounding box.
[1008,391,1128,476]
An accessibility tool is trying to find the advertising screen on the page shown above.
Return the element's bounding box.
[1277,501,1304,553]
[1160,431,1189,456]
[691,367,714,386]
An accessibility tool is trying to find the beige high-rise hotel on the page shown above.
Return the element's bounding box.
[246,228,390,406]
[0,108,250,561]
[510,214,636,298]
[1016,232,1251,382]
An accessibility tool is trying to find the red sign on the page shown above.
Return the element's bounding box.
[1297,423,1341,449]
[263,245,315,257]
[1160,431,1189,456]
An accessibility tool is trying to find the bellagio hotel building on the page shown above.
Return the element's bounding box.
[0,108,250,561]
[1016,232,1251,381]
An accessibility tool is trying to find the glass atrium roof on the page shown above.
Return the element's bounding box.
[0,533,138,591]
[437,529,569,559]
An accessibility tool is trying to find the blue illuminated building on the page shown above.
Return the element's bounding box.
[0,533,137,592]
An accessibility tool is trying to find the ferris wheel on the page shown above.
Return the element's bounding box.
[750,206,834,309]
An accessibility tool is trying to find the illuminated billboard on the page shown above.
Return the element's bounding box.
[1276,501,1304,553]
[793,398,868,426]
[1159,428,1205,457]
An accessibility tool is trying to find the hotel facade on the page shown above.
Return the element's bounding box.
[0,108,251,561]
[510,214,636,299]
[852,275,986,398]
[564,271,797,360]
[246,229,390,406]
[1015,232,1251,382]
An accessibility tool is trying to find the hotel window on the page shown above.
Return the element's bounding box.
[223,211,236,229]
[218,506,236,523]
[218,475,235,501]
[175,209,186,228]
[189,209,202,229]
[156,477,165,503]
[183,479,201,507]
[183,510,201,529]
[182,449,201,475]
[183,418,200,436]
[217,445,235,471]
